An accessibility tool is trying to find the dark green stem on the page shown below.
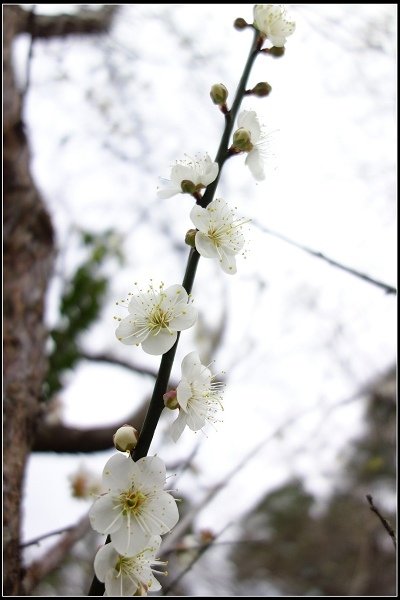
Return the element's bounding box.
[88,28,262,597]
[132,248,200,461]
[199,29,262,209]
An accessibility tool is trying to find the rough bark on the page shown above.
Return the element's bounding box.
[3,5,116,594]
[4,6,55,595]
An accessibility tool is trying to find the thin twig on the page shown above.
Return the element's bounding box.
[366,494,396,549]
[253,220,397,295]
[163,522,233,595]
[20,526,73,548]
[22,513,91,595]
[81,351,158,379]
[163,537,269,557]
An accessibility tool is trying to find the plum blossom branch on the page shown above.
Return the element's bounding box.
[131,27,263,463]
[89,12,290,597]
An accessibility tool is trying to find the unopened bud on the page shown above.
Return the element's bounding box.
[232,127,253,152]
[113,425,139,453]
[181,179,196,195]
[185,229,197,248]
[210,83,228,106]
[163,389,179,410]
[251,82,272,97]
[234,17,248,30]
[268,46,285,58]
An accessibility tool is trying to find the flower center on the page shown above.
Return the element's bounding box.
[148,305,170,333]
[120,489,147,516]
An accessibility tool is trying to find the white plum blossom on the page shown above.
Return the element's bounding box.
[89,454,179,556]
[169,351,225,442]
[190,198,248,275]
[94,536,165,597]
[253,4,296,47]
[157,153,219,199]
[235,110,269,181]
[115,283,197,355]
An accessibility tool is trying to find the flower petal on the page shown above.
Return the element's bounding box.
[195,232,219,259]
[157,183,181,199]
[135,456,166,491]
[220,250,238,275]
[105,568,138,597]
[102,453,137,493]
[143,492,179,534]
[89,494,122,535]
[141,330,177,355]
[94,543,118,583]
[237,110,261,142]
[115,315,148,345]
[180,351,202,379]
[176,379,192,411]
[245,148,265,181]
[190,205,209,233]
[169,304,198,331]
[170,410,188,442]
[111,518,149,556]
[162,284,188,306]
[186,404,207,431]
[201,161,219,186]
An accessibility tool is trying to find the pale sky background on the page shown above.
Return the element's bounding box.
[14,3,396,595]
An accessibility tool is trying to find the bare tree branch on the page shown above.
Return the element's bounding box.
[163,522,233,595]
[32,404,147,453]
[23,6,117,39]
[81,351,159,379]
[20,526,74,549]
[366,494,396,549]
[253,220,396,295]
[22,513,91,595]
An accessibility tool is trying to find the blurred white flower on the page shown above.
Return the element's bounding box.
[89,454,179,556]
[115,283,197,355]
[190,198,248,274]
[69,464,101,500]
[94,536,165,597]
[157,153,219,199]
[170,351,224,442]
[235,110,269,181]
[253,4,296,47]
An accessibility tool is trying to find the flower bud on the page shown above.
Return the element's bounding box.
[181,179,196,195]
[234,17,248,30]
[268,46,285,58]
[185,228,197,248]
[113,424,139,453]
[251,82,272,97]
[210,83,228,106]
[232,127,253,152]
[163,389,179,410]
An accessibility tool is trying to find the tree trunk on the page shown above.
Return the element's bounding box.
[3,6,55,595]
[3,6,117,593]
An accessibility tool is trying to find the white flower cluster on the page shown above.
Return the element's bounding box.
[90,454,176,596]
